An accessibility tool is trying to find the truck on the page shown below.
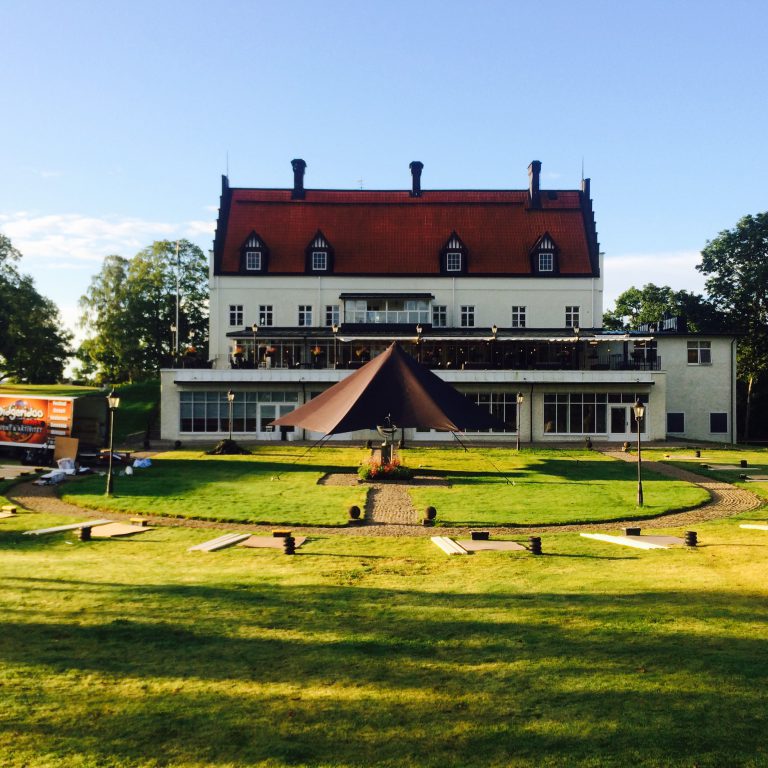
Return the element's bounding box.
[0,393,108,463]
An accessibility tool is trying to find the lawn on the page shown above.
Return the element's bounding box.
[0,510,766,767]
[646,446,768,505]
[61,446,710,527]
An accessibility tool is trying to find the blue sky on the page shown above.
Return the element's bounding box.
[2,0,767,337]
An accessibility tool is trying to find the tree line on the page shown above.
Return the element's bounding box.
[1,213,767,437]
[0,236,208,385]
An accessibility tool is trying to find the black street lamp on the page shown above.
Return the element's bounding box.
[416,323,423,363]
[633,398,645,506]
[516,392,524,451]
[491,324,498,367]
[170,324,177,365]
[227,390,235,442]
[332,322,339,368]
[105,391,120,496]
[251,323,259,367]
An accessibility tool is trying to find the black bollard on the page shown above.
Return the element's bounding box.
[684,531,698,547]
[528,536,542,555]
[740,459,748,468]
[78,526,92,542]
[283,535,296,555]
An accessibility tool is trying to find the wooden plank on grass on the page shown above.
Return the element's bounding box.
[580,533,669,550]
[458,539,526,552]
[23,519,113,536]
[188,533,251,552]
[431,536,469,555]
[740,524,768,531]
[239,535,307,549]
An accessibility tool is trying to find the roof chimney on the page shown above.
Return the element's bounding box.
[291,158,306,200]
[528,160,541,208]
[581,176,591,200]
[409,161,424,197]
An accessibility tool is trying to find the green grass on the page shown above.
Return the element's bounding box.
[110,380,161,443]
[63,446,370,526]
[62,447,709,527]
[0,382,102,396]
[0,510,766,767]
[647,446,768,509]
[406,447,709,526]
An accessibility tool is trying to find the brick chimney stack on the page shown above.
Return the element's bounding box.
[409,161,424,197]
[291,159,307,200]
[528,160,541,209]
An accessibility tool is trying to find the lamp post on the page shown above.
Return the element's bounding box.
[416,323,423,363]
[227,389,235,442]
[170,324,177,365]
[251,323,258,367]
[516,392,524,451]
[633,399,645,506]
[332,322,339,368]
[491,324,498,367]
[105,391,120,496]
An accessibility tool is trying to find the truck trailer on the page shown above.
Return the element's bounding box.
[0,393,108,463]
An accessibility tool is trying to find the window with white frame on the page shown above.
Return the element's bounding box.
[298,305,313,327]
[325,305,340,327]
[565,306,580,328]
[446,252,462,272]
[687,340,711,365]
[245,251,262,271]
[511,306,526,328]
[258,305,273,326]
[538,252,554,272]
[229,305,243,326]
[432,305,447,327]
[311,251,327,271]
[460,305,475,327]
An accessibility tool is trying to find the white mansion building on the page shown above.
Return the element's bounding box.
[160,159,736,444]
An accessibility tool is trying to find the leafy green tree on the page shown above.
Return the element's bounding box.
[78,255,139,382]
[698,212,768,439]
[78,240,208,382]
[0,233,72,383]
[603,283,722,332]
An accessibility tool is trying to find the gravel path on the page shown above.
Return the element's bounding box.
[7,452,764,538]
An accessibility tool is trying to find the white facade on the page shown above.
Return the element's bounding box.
[209,272,604,371]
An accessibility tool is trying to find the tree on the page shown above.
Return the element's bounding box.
[78,240,209,382]
[603,283,723,332]
[78,255,139,382]
[0,233,73,383]
[698,212,768,440]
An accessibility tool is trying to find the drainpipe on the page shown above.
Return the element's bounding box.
[731,337,736,445]
[529,383,534,445]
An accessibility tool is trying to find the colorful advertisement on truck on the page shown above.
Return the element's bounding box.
[0,396,76,448]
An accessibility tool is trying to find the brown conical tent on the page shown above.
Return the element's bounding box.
[271,342,506,435]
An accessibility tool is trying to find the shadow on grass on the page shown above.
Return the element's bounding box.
[1,579,767,766]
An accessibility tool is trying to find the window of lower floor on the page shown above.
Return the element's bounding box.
[416,390,515,433]
[667,412,685,433]
[179,390,299,433]
[460,305,475,327]
[543,392,648,435]
[710,412,728,433]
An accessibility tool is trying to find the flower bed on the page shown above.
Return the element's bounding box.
[357,457,414,482]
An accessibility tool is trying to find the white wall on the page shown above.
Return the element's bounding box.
[658,336,736,443]
[209,273,604,367]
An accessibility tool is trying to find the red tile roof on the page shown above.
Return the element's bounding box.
[214,185,599,276]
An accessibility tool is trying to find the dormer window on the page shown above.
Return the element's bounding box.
[440,232,468,275]
[446,252,462,272]
[240,232,269,274]
[306,231,333,273]
[312,251,327,271]
[530,233,559,275]
[246,251,262,271]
